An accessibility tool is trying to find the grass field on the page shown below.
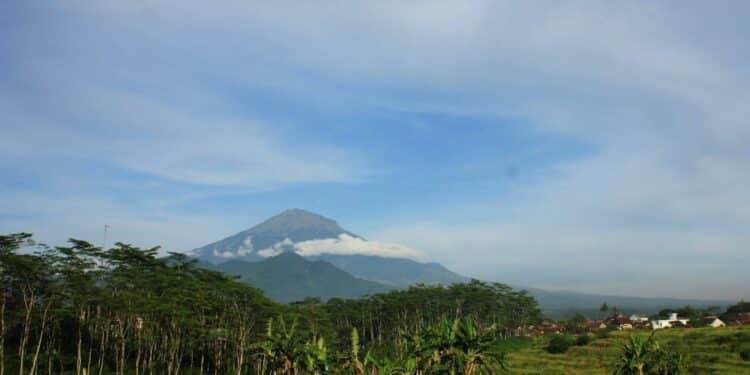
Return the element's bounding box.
[506,326,750,374]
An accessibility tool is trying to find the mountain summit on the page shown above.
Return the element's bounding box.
[192,209,467,290]
[250,208,356,241]
[193,208,357,263]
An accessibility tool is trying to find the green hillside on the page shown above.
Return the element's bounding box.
[315,253,468,286]
[506,327,750,374]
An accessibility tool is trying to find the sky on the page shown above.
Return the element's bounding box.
[1,1,749,300]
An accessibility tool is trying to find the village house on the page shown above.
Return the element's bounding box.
[585,320,607,332]
[619,323,634,330]
[605,314,632,329]
[737,312,750,325]
[651,312,689,330]
[525,322,564,337]
[701,316,726,328]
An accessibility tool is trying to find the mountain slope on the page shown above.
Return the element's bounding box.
[214,252,392,302]
[315,254,468,286]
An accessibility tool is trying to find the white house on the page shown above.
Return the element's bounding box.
[651,313,689,330]
[629,314,649,323]
[702,316,726,328]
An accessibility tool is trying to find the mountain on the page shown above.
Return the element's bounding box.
[214,252,392,302]
[193,209,357,263]
[192,208,467,287]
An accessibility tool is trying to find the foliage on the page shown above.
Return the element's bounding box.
[575,334,592,346]
[546,335,575,354]
[0,232,539,374]
[566,313,587,334]
[724,300,750,314]
[612,332,686,375]
[738,343,750,361]
[507,327,746,374]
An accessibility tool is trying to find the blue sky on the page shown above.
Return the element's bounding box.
[2,1,749,299]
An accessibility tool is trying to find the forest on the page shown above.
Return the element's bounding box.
[0,233,541,374]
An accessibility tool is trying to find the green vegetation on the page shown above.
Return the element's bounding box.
[611,332,684,375]
[0,233,539,374]
[546,335,575,354]
[2,232,747,374]
[507,327,750,374]
[739,344,750,361]
[575,335,592,346]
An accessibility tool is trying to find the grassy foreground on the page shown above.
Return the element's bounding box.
[506,326,750,374]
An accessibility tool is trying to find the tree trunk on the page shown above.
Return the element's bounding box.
[77,309,84,375]
[1,292,5,375]
[86,306,97,375]
[118,321,126,375]
[135,330,142,375]
[97,322,107,375]
[234,325,246,375]
[18,291,34,375]
[147,341,155,375]
[29,301,52,375]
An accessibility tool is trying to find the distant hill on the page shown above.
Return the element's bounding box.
[524,287,732,319]
[213,252,392,303]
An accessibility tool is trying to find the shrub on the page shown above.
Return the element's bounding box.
[738,343,750,361]
[596,329,612,340]
[575,334,592,346]
[612,333,687,375]
[547,334,575,354]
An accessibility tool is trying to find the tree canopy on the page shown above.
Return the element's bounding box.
[0,233,541,374]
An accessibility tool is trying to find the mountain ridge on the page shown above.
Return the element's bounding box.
[214,251,392,302]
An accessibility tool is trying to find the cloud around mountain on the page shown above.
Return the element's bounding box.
[256,234,426,260]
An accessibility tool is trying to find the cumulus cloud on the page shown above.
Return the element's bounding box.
[293,234,426,260]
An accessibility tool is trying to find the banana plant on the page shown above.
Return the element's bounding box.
[612,332,685,375]
[251,316,303,375]
[341,327,366,374]
[419,317,507,375]
[364,351,407,375]
[301,337,328,374]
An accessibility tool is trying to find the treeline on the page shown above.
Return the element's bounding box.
[0,233,541,374]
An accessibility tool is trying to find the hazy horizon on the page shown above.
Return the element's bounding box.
[2,1,749,301]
